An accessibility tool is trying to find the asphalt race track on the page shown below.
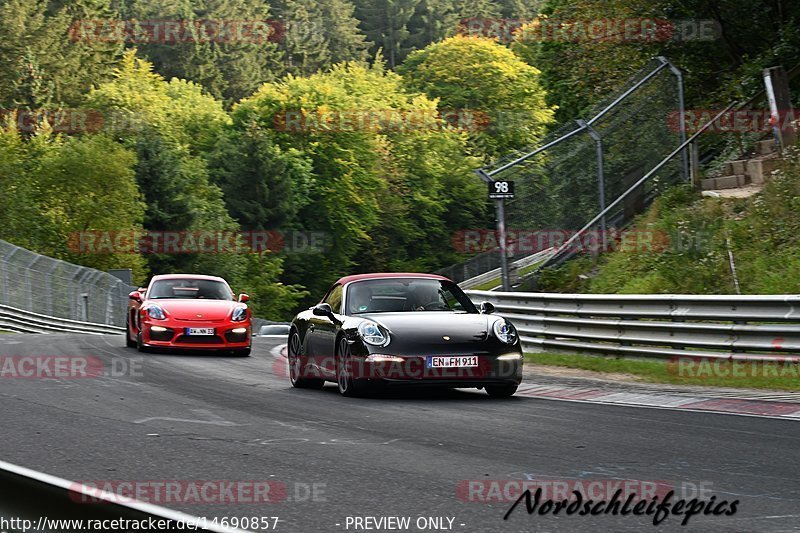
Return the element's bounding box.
[1,333,799,532]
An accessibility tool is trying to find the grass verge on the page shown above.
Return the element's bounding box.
[525,352,800,391]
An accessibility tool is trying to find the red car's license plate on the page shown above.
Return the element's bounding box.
[426,356,478,368]
[185,327,215,336]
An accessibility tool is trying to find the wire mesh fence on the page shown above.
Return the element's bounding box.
[0,239,134,326]
[440,57,687,283]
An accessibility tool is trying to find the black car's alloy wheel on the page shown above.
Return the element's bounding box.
[288,332,324,389]
[336,337,363,397]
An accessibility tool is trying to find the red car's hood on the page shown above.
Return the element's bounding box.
[147,299,239,320]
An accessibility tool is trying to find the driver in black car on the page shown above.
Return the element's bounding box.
[409,283,443,311]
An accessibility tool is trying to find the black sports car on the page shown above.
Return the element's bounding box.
[288,273,523,397]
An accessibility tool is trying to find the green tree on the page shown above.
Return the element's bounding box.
[273,0,369,76]
[236,61,485,297]
[354,0,421,67]
[400,35,555,161]
[207,123,314,230]
[0,0,121,107]
[513,0,800,121]
[116,0,284,103]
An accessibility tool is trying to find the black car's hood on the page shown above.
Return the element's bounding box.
[360,311,493,348]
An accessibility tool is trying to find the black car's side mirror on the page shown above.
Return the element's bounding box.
[480,301,495,314]
[312,303,342,325]
[313,303,333,316]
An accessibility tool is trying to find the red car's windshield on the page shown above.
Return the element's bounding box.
[148,278,234,300]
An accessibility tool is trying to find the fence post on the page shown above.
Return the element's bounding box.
[663,58,689,182]
[580,120,607,252]
[1,246,18,305]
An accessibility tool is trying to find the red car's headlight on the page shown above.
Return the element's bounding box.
[146,305,166,320]
[232,306,248,322]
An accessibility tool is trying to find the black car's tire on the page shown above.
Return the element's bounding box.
[485,384,518,398]
[288,332,324,389]
[232,347,251,357]
[125,319,136,348]
[336,337,365,397]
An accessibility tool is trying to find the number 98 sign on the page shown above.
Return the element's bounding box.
[488,180,514,199]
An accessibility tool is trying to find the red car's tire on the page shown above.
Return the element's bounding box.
[125,318,137,348]
[231,347,251,357]
[136,331,150,353]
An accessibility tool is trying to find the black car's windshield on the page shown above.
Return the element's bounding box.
[148,278,234,300]
[346,278,477,314]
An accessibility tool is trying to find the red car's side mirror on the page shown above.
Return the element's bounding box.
[238,293,249,303]
[129,291,143,303]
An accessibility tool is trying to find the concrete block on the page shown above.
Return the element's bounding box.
[747,158,781,184]
[701,178,718,191]
[758,139,777,155]
[730,160,747,175]
[714,175,747,189]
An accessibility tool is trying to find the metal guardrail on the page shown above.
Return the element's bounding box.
[0,460,246,533]
[0,304,124,335]
[466,290,800,362]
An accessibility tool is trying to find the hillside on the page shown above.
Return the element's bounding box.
[538,145,800,295]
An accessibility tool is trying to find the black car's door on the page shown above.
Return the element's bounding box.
[308,284,343,376]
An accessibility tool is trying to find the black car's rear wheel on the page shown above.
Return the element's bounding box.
[336,337,364,397]
[485,384,518,398]
[288,331,324,389]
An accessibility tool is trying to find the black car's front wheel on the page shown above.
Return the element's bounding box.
[288,332,324,389]
[485,384,518,398]
[336,337,365,397]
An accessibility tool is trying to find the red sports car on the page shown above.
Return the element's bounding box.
[126,274,252,356]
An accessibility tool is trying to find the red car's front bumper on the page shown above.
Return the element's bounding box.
[140,318,251,350]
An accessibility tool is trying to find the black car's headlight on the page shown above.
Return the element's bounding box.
[146,305,166,320]
[492,318,517,344]
[358,321,389,346]
[232,306,248,322]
